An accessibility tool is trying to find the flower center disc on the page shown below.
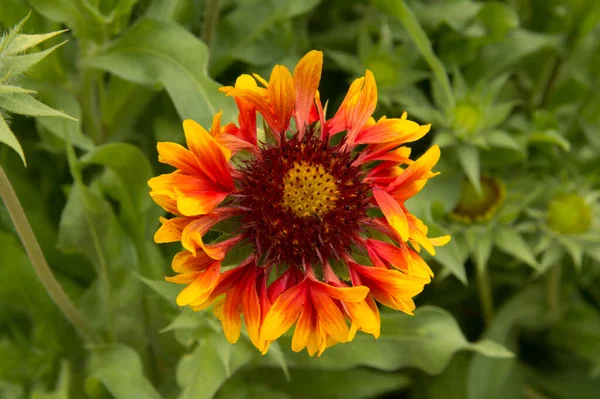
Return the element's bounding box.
[237,135,370,266]
[281,161,339,218]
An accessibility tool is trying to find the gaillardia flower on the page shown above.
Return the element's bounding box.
[149,50,449,356]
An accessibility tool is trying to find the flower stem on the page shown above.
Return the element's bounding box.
[201,0,221,47]
[547,263,561,317]
[0,165,102,344]
[476,266,495,326]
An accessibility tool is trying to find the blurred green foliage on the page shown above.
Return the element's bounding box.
[0,0,599,398]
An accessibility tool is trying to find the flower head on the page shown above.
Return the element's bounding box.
[149,50,448,356]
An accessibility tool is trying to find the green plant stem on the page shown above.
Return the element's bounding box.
[201,0,221,47]
[476,266,495,326]
[547,263,561,317]
[0,165,102,344]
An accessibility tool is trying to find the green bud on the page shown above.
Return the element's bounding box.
[547,194,592,235]
[451,176,505,224]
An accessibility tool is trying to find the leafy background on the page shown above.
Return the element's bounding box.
[0,0,599,398]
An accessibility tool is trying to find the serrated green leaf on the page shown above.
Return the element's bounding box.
[88,344,162,399]
[0,112,26,165]
[376,0,454,112]
[0,11,30,54]
[494,228,539,269]
[0,92,75,119]
[432,236,468,285]
[85,17,236,127]
[456,145,481,194]
[7,41,67,76]
[5,29,68,55]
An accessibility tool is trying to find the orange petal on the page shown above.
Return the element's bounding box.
[154,216,194,243]
[241,268,264,350]
[372,188,409,241]
[387,145,440,194]
[293,50,323,135]
[345,296,380,339]
[345,70,378,145]
[222,286,243,344]
[157,142,200,175]
[165,272,201,284]
[180,215,219,256]
[430,235,451,246]
[366,239,410,273]
[407,214,436,255]
[291,303,315,353]
[182,119,234,189]
[268,65,295,133]
[172,250,214,273]
[313,279,369,302]
[327,76,365,135]
[355,119,429,145]
[310,288,350,343]
[261,280,308,341]
[174,262,221,306]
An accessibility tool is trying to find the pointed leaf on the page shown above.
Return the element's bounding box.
[494,228,539,269]
[0,85,35,94]
[177,333,255,399]
[0,92,75,119]
[88,345,162,399]
[456,145,481,194]
[8,41,67,76]
[473,230,494,275]
[0,112,26,165]
[5,30,68,55]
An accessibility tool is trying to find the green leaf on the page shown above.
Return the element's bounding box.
[85,17,237,127]
[177,333,255,399]
[228,367,411,399]
[375,0,454,112]
[22,80,94,151]
[0,112,26,165]
[0,92,75,119]
[30,361,70,399]
[549,299,600,378]
[473,229,494,274]
[79,143,153,241]
[467,288,549,399]
[137,275,181,306]
[262,306,511,374]
[7,41,67,76]
[87,344,162,399]
[528,130,571,151]
[456,145,481,194]
[494,228,539,269]
[485,130,523,152]
[0,85,36,94]
[5,29,68,55]
[432,236,468,285]
[557,236,583,270]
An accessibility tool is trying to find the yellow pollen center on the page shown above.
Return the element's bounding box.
[281,161,339,218]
